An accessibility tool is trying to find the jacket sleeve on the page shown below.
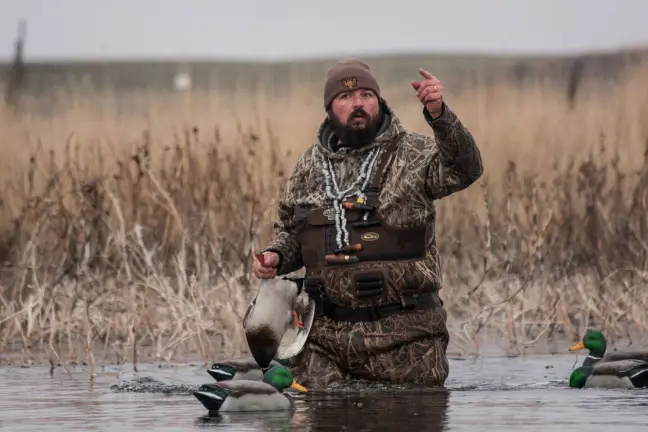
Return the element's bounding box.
[261,151,310,275]
[424,103,484,199]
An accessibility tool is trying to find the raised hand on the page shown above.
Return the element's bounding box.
[410,68,444,118]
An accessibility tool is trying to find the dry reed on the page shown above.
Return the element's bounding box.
[1,60,648,369]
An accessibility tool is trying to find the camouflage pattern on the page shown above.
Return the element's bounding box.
[265,100,483,282]
[290,306,450,388]
[263,99,483,388]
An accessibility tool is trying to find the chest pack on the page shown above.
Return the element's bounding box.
[291,133,443,321]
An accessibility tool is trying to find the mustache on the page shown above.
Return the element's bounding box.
[348,108,369,120]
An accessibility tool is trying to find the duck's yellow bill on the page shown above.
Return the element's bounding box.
[569,341,585,351]
[290,380,308,392]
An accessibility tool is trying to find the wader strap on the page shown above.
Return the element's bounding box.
[364,132,405,208]
[310,291,442,322]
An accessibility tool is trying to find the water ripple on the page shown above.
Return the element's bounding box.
[0,355,646,431]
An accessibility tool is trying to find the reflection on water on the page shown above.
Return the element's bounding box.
[296,388,450,432]
[1,355,647,432]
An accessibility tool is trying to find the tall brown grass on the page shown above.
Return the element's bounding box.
[1,60,648,370]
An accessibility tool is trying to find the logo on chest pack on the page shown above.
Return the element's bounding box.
[361,232,380,241]
[323,208,336,221]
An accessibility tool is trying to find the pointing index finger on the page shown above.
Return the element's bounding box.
[419,68,434,79]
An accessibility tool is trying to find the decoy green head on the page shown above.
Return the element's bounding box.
[568,366,592,388]
[569,328,607,357]
[263,365,308,393]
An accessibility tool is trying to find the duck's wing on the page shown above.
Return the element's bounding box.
[592,358,648,376]
[600,350,648,363]
[222,357,262,372]
[213,357,282,370]
[277,297,316,360]
[220,391,294,412]
[216,379,279,397]
[208,358,264,381]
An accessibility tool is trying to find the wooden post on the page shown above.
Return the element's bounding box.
[4,19,27,110]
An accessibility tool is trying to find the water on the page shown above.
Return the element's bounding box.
[1,355,647,431]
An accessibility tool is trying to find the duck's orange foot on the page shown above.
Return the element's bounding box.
[293,311,305,329]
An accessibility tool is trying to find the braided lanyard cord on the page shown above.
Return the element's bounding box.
[319,147,382,249]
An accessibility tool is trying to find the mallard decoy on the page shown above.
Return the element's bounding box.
[206,357,288,382]
[193,365,308,413]
[569,360,648,389]
[243,276,314,370]
[569,328,648,364]
[568,328,607,367]
[568,328,648,389]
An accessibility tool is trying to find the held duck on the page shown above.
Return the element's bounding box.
[193,365,308,414]
[243,276,315,369]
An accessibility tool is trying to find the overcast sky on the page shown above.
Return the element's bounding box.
[1,0,647,61]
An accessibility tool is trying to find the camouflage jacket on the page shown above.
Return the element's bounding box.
[263,100,483,305]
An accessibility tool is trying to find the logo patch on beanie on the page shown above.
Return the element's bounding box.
[342,77,357,89]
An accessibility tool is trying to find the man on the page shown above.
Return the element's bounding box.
[253,58,483,388]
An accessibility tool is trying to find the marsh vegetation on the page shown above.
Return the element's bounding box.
[1,57,647,372]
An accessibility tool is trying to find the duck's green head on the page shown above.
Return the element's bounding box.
[263,365,308,393]
[569,328,607,357]
[569,366,592,388]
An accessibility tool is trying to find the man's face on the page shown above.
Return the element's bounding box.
[327,88,382,148]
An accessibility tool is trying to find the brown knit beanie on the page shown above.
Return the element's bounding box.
[323,58,380,108]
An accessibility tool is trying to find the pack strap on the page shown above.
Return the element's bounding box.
[364,132,404,208]
[310,291,442,322]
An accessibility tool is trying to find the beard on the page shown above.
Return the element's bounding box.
[328,106,383,149]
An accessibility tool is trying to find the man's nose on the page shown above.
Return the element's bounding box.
[351,93,364,108]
